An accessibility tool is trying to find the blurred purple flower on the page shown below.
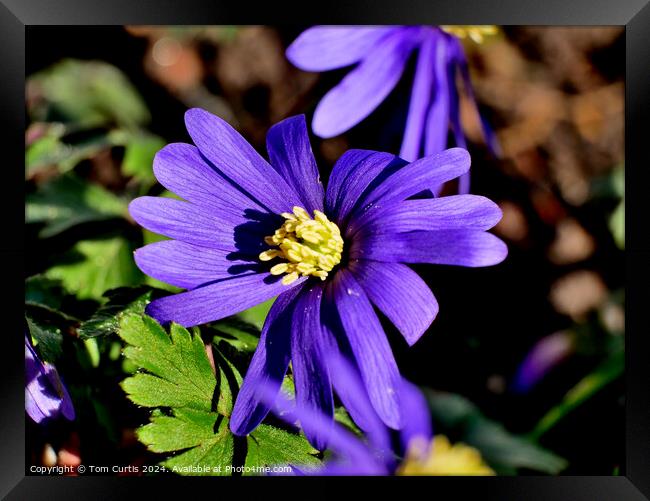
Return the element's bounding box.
[129,109,506,448]
[25,333,75,424]
[287,26,499,194]
[513,331,575,393]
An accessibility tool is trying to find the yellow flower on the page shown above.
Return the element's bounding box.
[398,435,495,476]
[440,25,499,44]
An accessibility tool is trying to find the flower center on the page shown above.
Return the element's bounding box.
[440,25,498,44]
[397,435,495,476]
[259,206,344,286]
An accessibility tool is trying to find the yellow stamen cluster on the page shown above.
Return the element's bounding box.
[441,25,499,44]
[259,206,344,286]
[397,435,495,476]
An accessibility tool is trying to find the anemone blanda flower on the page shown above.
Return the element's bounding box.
[128,108,507,448]
[260,356,494,475]
[287,25,499,194]
[25,333,75,424]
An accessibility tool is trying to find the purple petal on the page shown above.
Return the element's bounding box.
[326,354,392,459]
[352,148,470,218]
[399,30,436,162]
[266,115,324,214]
[229,286,302,435]
[312,29,419,138]
[184,108,302,213]
[290,284,334,450]
[350,195,503,236]
[424,31,452,157]
[349,260,438,346]
[153,142,268,215]
[129,196,270,253]
[351,229,508,267]
[286,26,396,72]
[325,149,406,227]
[398,380,433,459]
[134,240,259,290]
[513,331,574,393]
[329,269,402,429]
[145,273,306,327]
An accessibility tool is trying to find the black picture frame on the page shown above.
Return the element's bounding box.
[3,1,649,498]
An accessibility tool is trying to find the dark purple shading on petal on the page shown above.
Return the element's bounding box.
[351,195,503,236]
[400,30,436,162]
[184,108,302,214]
[286,26,396,72]
[326,354,393,461]
[349,260,438,346]
[146,273,306,327]
[134,240,259,290]
[351,229,508,267]
[329,269,402,429]
[312,29,420,138]
[153,142,267,216]
[325,150,406,228]
[257,383,388,474]
[230,286,303,436]
[423,30,452,159]
[266,115,324,214]
[350,148,470,222]
[398,380,433,460]
[290,283,334,450]
[25,334,75,423]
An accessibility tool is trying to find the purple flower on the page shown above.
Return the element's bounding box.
[260,356,494,475]
[128,109,506,447]
[287,26,499,194]
[25,333,75,424]
[513,331,574,393]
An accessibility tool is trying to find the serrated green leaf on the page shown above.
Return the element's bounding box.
[28,59,150,129]
[245,424,320,475]
[212,319,260,353]
[426,391,567,475]
[26,313,64,363]
[78,287,152,339]
[27,173,128,238]
[119,316,216,412]
[45,236,142,300]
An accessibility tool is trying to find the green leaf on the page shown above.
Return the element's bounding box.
[28,59,150,129]
[78,287,153,339]
[236,297,275,330]
[530,348,624,440]
[245,424,320,475]
[119,316,216,411]
[426,391,568,475]
[45,236,142,300]
[24,300,78,363]
[25,275,66,310]
[212,319,260,353]
[27,173,128,238]
[120,131,165,186]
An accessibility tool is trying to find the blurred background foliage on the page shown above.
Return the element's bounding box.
[25,26,624,475]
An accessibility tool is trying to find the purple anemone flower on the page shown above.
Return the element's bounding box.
[260,356,493,475]
[25,333,75,424]
[128,108,507,448]
[287,26,499,194]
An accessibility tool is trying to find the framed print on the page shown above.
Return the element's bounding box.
[2,0,649,499]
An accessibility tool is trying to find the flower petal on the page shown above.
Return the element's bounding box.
[184,108,302,213]
[349,260,438,346]
[266,115,324,213]
[351,229,508,267]
[423,31,452,157]
[398,380,433,459]
[312,29,419,138]
[230,287,302,436]
[399,31,436,162]
[351,148,470,218]
[325,149,406,227]
[350,195,503,236]
[329,269,402,429]
[134,240,260,290]
[153,142,268,215]
[128,197,273,254]
[286,26,396,72]
[290,284,333,450]
[145,273,306,327]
